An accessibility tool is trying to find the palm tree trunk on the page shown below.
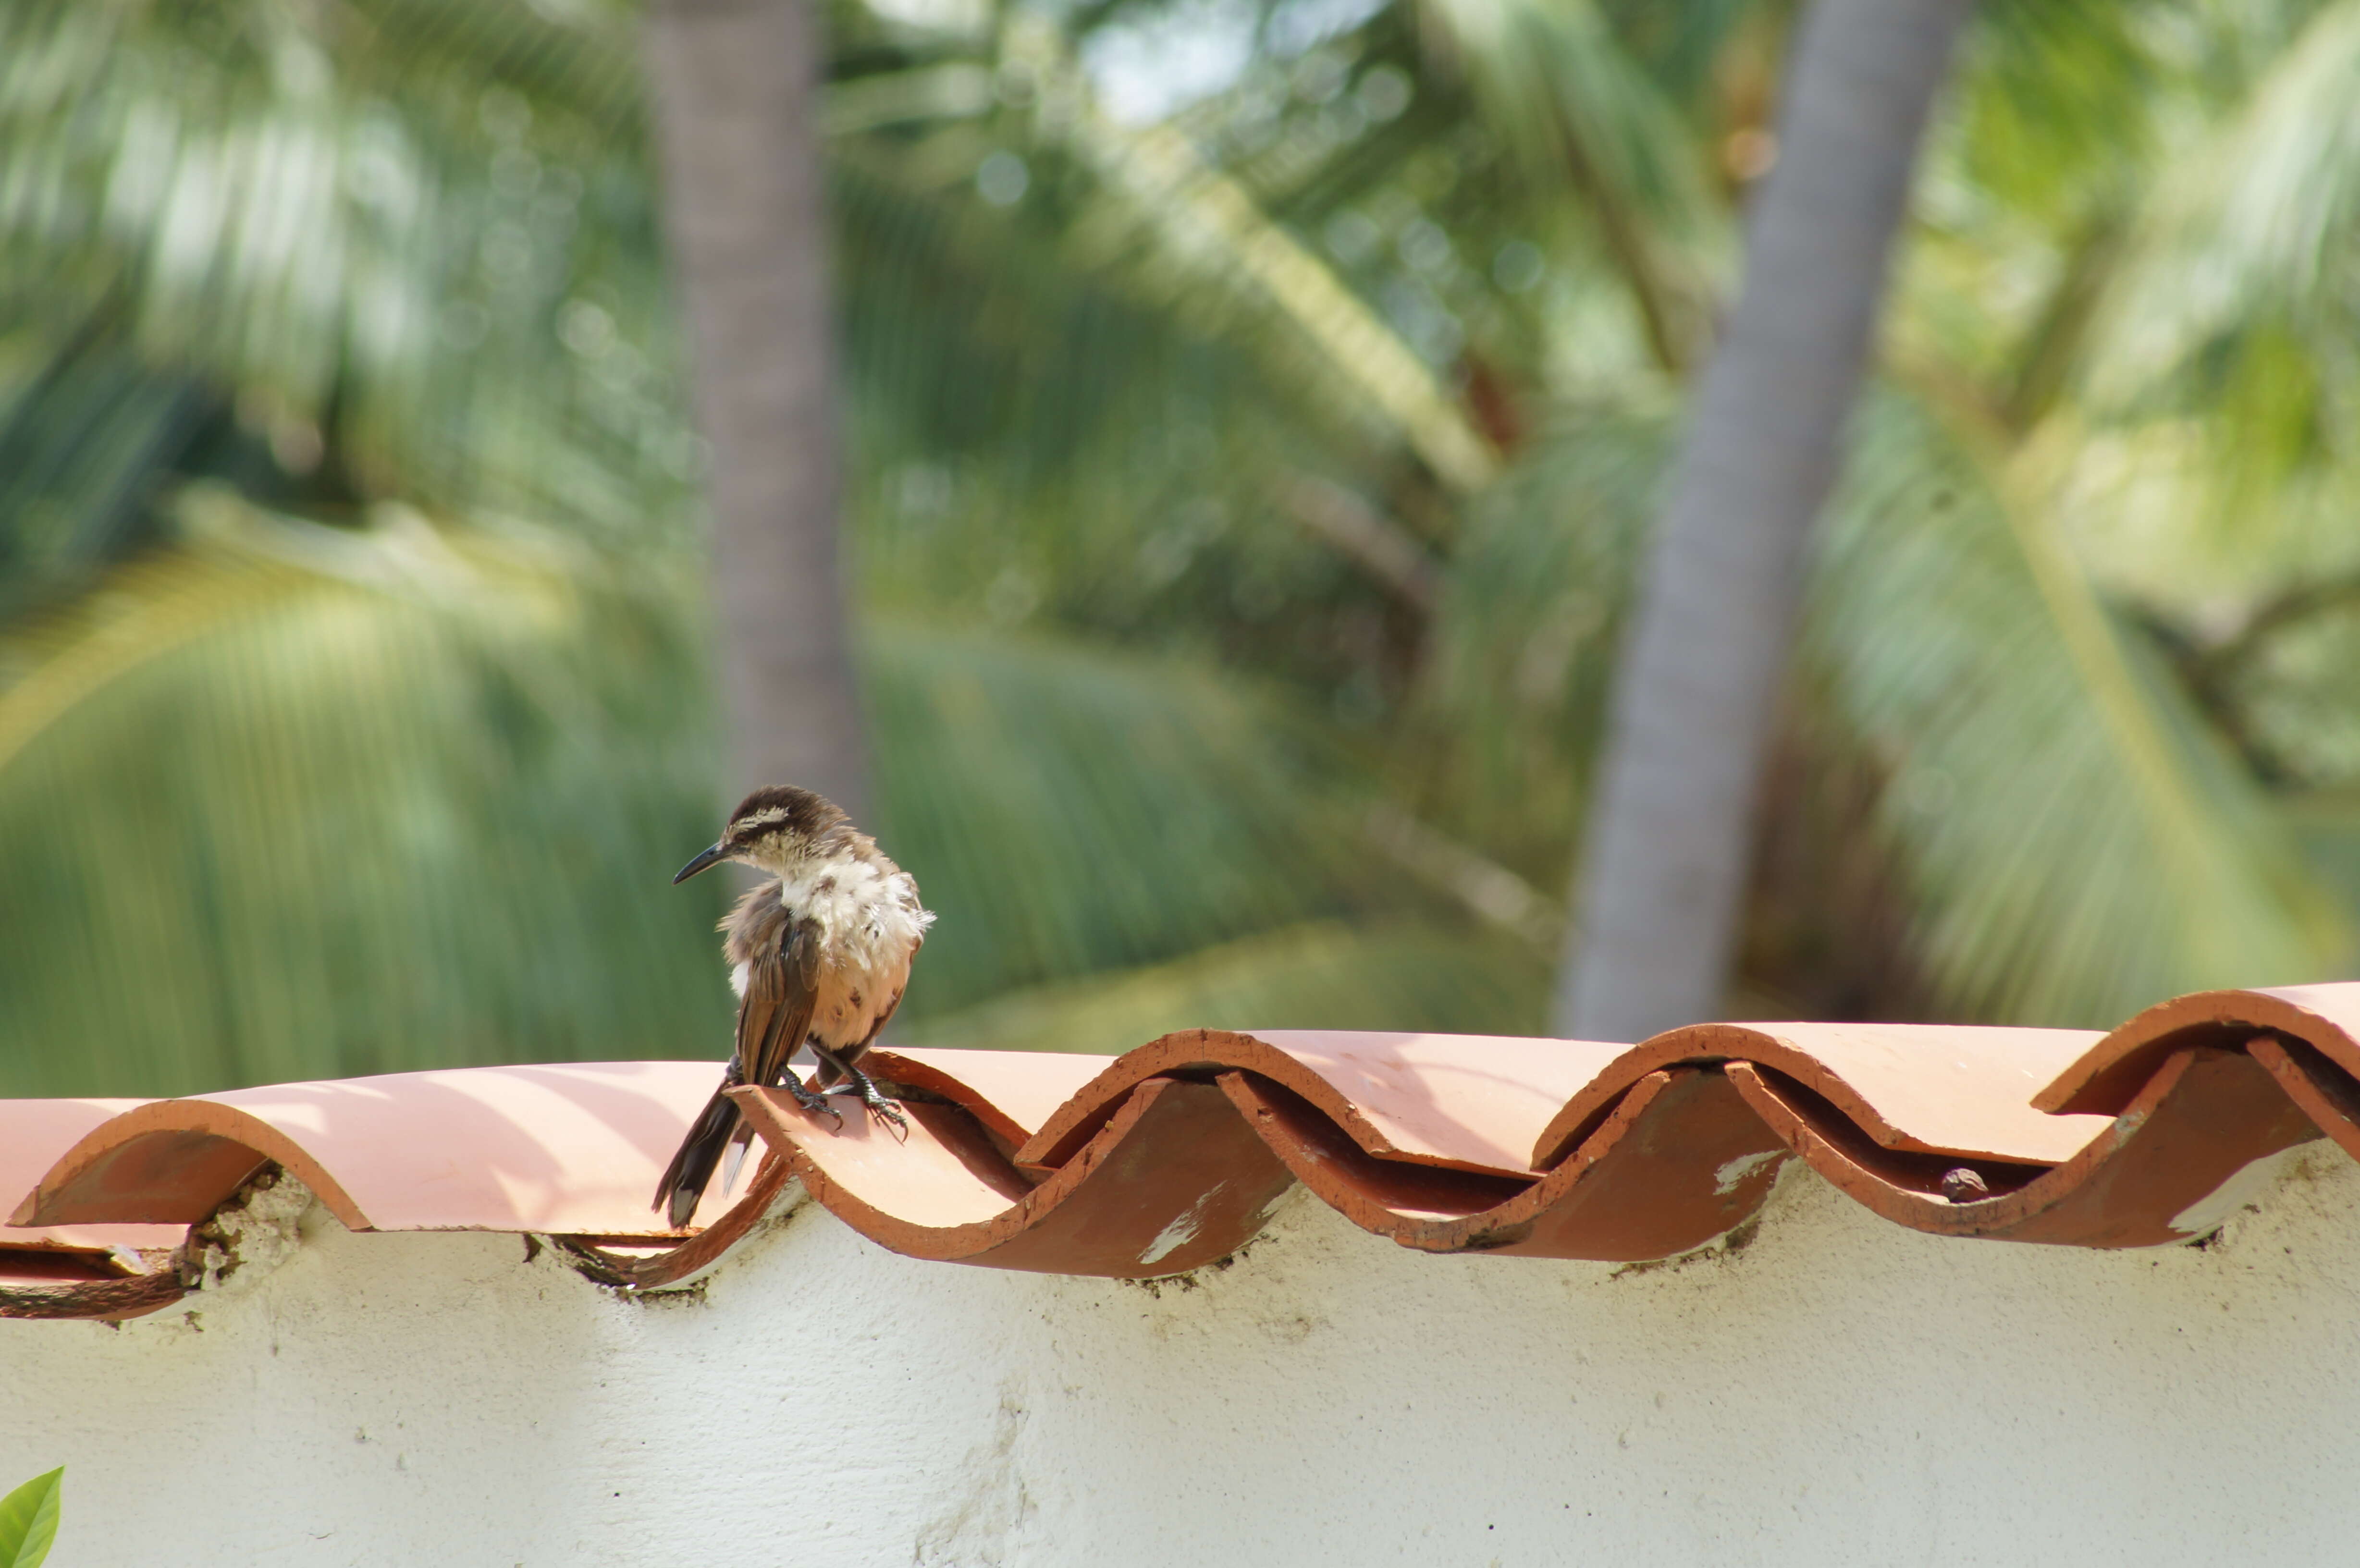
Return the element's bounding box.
[644,0,870,821]
[1552,0,1973,1041]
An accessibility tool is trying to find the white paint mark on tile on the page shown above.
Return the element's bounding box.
[1714,1151,1782,1196]
[1140,1182,1229,1267]
[2170,1144,2310,1239]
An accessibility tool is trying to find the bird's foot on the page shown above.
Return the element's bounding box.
[839,1069,909,1140]
[816,1057,909,1141]
[858,1087,910,1142]
[784,1071,845,1130]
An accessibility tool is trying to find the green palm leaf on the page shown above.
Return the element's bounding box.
[1411,0,1720,366]
[833,28,1500,493]
[1807,391,2345,1022]
[0,495,725,1097]
[2089,0,2360,397]
[0,0,690,534]
[1412,388,2344,1025]
[867,616,1447,1017]
[1397,403,1670,872]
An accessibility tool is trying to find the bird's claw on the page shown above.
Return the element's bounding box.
[839,1067,910,1142]
[863,1096,910,1142]
[786,1076,844,1129]
[808,1056,909,1141]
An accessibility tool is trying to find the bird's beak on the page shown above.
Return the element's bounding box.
[673,842,729,884]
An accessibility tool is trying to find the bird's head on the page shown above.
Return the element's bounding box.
[673,785,850,883]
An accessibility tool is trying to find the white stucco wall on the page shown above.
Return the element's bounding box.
[7,1151,2360,1566]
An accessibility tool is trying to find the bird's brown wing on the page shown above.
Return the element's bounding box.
[651,891,823,1226]
[734,903,824,1095]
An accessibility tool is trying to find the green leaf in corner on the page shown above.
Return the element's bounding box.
[0,1467,61,1568]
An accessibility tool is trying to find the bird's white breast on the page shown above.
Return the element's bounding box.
[774,857,934,1048]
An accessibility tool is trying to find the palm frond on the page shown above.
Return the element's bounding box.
[2075,0,2360,548]
[1397,401,1672,873]
[2288,793,2360,938]
[1407,384,2346,1024]
[0,0,692,535]
[835,23,1500,493]
[0,493,725,1098]
[866,615,1447,1016]
[1954,0,2170,219]
[1411,0,1721,365]
[1807,391,2346,1023]
[0,326,210,617]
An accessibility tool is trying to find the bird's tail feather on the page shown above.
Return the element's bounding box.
[720,1125,756,1198]
[653,1078,743,1230]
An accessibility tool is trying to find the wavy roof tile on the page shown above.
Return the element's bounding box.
[6,983,2359,1321]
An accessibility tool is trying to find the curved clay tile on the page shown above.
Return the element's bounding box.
[1220,1068,1786,1262]
[2035,983,2360,1115]
[2249,1035,2360,1164]
[733,1077,1294,1277]
[15,982,2360,1316]
[1528,1022,2113,1170]
[6,1062,814,1298]
[553,1155,798,1291]
[733,1001,2360,1274]
[0,1097,190,1322]
[1728,1046,2323,1247]
[1015,1029,1629,1178]
[865,1046,1115,1156]
[10,1062,754,1237]
[0,1097,185,1258]
[0,1269,188,1323]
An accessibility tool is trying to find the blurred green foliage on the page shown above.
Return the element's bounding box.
[2,0,2357,1096]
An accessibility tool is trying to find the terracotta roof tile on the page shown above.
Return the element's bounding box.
[6,981,2360,1318]
[1013,1029,1624,1178]
[0,1098,184,1263]
[13,1062,750,1235]
[2035,983,2360,1114]
[874,1046,1113,1152]
[735,1076,1292,1275]
[0,1097,190,1321]
[1528,1022,2113,1168]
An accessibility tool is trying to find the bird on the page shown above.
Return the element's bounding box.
[651,784,935,1229]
